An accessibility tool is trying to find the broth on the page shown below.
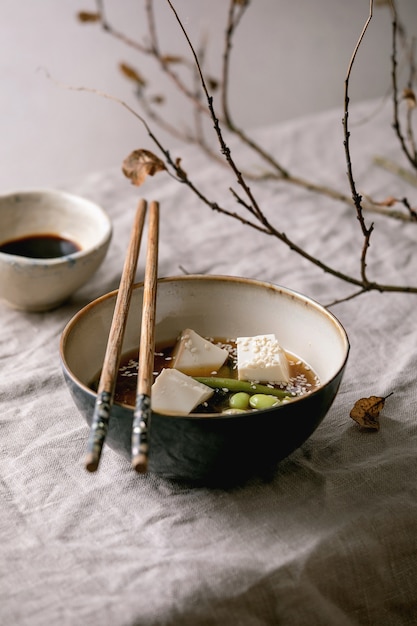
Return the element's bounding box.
[90,337,320,414]
[0,233,81,259]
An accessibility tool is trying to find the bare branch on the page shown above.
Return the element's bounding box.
[390,2,417,169]
[343,0,375,285]
[72,1,417,303]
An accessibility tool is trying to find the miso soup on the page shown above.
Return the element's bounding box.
[90,337,320,414]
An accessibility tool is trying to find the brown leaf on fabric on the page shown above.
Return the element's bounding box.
[77,11,101,23]
[119,63,147,87]
[122,150,166,186]
[349,393,392,431]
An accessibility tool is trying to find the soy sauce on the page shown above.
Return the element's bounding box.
[0,233,81,259]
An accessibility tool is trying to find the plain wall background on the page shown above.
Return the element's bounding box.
[1,0,416,191]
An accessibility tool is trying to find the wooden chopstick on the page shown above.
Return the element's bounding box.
[131,200,159,473]
[85,198,148,472]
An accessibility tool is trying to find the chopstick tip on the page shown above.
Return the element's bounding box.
[85,453,100,472]
[132,453,148,474]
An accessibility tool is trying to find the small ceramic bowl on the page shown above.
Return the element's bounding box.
[0,189,112,311]
[60,275,349,486]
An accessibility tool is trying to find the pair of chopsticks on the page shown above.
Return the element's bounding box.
[85,198,159,474]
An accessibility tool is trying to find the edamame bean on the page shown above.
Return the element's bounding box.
[222,408,248,415]
[229,392,251,410]
[249,394,281,410]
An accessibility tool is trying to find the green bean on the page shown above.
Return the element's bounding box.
[194,377,291,399]
[249,394,281,410]
[229,392,250,410]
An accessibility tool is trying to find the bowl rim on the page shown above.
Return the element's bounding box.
[60,274,350,420]
[0,188,112,266]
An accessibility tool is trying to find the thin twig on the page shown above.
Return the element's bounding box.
[343,0,375,286]
[391,4,417,169]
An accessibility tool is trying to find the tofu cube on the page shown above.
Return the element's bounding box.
[172,328,228,375]
[236,334,290,384]
[151,368,214,414]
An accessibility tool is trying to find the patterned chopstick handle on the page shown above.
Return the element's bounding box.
[131,393,151,473]
[85,390,112,472]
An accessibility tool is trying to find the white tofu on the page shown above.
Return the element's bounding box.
[151,368,214,414]
[172,328,228,375]
[236,334,290,384]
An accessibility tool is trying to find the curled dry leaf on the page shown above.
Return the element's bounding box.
[122,150,166,187]
[77,11,101,23]
[349,393,393,431]
[119,63,147,87]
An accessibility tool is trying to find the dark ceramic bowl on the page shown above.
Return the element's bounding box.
[60,275,349,485]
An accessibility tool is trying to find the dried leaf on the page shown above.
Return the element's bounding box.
[349,394,392,431]
[175,157,187,181]
[403,88,416,109]
[207,77,219,92]
[161,55,185,65]
[122,150,166,186]
[77,11,101,23]
[150,94,165,105]
[119,63,147,87]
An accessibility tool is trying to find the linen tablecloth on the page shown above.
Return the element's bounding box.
[1,99,417,625]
